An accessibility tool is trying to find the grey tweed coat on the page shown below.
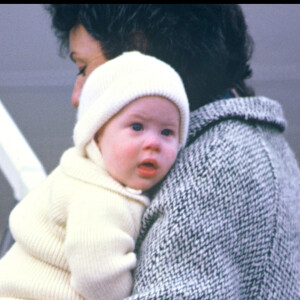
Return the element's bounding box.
[127,96,300,299]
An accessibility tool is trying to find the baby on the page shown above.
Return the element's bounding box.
[0,52,189,300]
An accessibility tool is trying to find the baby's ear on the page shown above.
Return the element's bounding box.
[94,129,102,147]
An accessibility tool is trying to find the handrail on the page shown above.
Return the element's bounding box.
[0,99,47,257]
[0,100,47,201]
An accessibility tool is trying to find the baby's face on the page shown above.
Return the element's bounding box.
[96,96,180,191]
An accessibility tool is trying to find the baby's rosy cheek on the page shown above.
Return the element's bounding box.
[116,144,138,162]
[168,147,178,160]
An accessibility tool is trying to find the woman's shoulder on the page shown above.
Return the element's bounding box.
[184,117,267,170]
[185,96,288,170]
[163,115,288,215]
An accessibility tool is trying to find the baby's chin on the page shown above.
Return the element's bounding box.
[124,178,160,193]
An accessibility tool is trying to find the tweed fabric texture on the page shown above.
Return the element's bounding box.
[125,96,300,299]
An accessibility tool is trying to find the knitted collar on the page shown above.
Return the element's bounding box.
[187,96,287,145]
[59,147,149,207]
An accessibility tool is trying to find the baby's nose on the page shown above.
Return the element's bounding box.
[143,134,161,152]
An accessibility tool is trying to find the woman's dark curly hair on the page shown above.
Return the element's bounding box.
[45,4,254,110]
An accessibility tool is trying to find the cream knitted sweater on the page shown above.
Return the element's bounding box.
[0,147,149,300]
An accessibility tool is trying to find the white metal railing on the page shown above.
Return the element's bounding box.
[0,99,47,257]
[0,99,47,201]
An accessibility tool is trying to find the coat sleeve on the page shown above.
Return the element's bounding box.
[65,184,143,300]
[125,130,290,299]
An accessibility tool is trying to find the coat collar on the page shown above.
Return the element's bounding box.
[187,96,287,144]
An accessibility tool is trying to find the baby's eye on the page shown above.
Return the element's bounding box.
[77,66,87,77]
[161,129,173,136]
[131,123,143,131]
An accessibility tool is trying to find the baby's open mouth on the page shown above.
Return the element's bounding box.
[141,162,157,169]
[137,159,158,177]
[139,159,158,169]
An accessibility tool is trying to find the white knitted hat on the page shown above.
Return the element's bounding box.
[73,51,189,154]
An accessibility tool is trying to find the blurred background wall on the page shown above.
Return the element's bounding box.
[0,4,300,240]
